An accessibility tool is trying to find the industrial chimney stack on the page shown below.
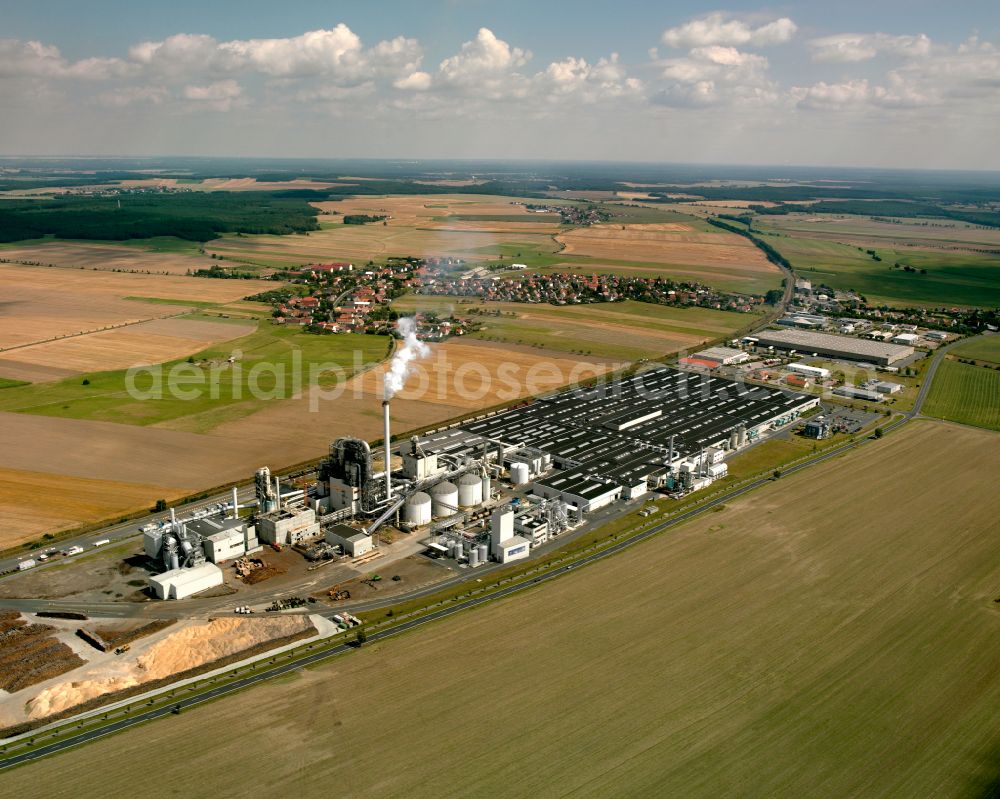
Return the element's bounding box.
[383,400,393,500]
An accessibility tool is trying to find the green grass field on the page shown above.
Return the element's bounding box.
[756,225,1000,307]
[923,358,1000,431]
[949,335,1000,365]
[0,377,30,389]
[122,296,222,308]
[0,327,390,430]
[395,295,757,361]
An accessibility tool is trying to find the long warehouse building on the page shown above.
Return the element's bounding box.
[414,365,819,507]
[753,328,914,366]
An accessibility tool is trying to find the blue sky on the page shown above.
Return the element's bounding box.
[1,1,998,167]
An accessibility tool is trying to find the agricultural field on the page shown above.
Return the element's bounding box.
[754,213,1000,253]
[948,334,1000,364]
[206,193,780,295]
[394,295,757,361]
[0,239,217,275]
[555,222,778,295]
[8,420,998,797]
[0,326,391,429]
[0,316,257,380]
[923,359,1000,431]
[210,338,616,447]
[0,264,275,382]
[0,467,187,547]
[205,194,567,267]
[752,215,1000,307]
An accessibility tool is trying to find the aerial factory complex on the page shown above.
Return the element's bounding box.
[135,364,818,594]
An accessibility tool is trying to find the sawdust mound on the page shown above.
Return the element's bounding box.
[26,616,311,720]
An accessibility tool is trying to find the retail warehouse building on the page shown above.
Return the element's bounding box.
[753,329,914,366]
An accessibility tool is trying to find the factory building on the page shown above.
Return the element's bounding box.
[411,365,816,515]
[324,524,374,557]
[490,508,531,564]
[892,333,919,346]
[256,506,320,546]
[834,386,885,402]
[149,562,224,600]
[803,417,832,439]
[787,363,831,379]
[684,346,750,367]
[533,471,622,512]
[754,329,914,366]
[183,517,259,564]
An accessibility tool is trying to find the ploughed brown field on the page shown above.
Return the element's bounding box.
[6,420,998,797]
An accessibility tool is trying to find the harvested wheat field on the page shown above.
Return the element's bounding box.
[0,241,217,275]
[0,316,255,377]
[0,411,306,493]
[208,194,563,266]
[8,420,998,797]
[0,467,188,548]
[558,223,768,265]
[211,339,614,447]
[0,264,272,352]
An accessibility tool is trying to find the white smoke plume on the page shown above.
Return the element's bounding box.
[383,316,430,398]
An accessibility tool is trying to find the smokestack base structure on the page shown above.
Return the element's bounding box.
[383,400,393,500]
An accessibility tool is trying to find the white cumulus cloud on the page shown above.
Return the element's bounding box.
[439,28,530,84]
[662,12,797,49]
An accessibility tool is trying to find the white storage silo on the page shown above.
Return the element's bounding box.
[468,547,479,567]
[431,481,459,517]
[509,462,530,485]
[482,474,491,501]
[457,473,484,507]
[477,543,489,563]
[404,492,432,526]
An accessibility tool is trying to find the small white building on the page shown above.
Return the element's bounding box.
[149,563,224,600]
[787,363,831,379]
[510,263,528,270]
[872,380,904,394]
[892,333,919,346]
[325,524,374,557]
[494,536,531,564]
[186,517,260,564]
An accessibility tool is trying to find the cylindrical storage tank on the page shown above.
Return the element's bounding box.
[729,430,739,450]
[510,462,530,486]
[478,544,489,563]
[481,474,491,501]
[468,548,479,567]
[451,540,462,559]
[738,425,747,446]
[431,481,458,517]
[458,473,484,507]
[404,491,432,526]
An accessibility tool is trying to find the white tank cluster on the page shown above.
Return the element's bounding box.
[457,472,484,507]
[404,491,432,526]
[430,480,459,517]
